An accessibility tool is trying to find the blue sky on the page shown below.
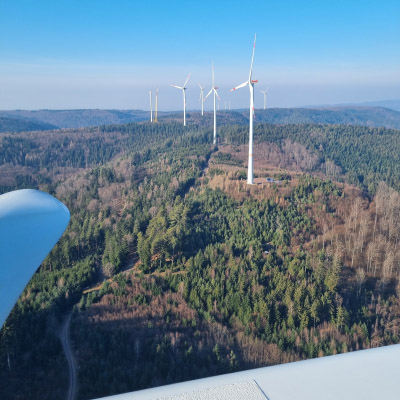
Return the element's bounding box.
[0,0,399,110]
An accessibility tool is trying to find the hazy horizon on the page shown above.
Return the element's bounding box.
[2,97,400,113]
[1,1,399,110]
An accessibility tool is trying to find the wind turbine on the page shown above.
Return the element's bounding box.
[231,34,258,185]
[260,88,268,110]
[155,88,158,123]
[171,73,191,126]
[149,91,153,122]
[198,83,204,116]
[203,62,220,145]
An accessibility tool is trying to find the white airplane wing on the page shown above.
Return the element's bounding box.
[99,343,400,400]
[0,189,70,326]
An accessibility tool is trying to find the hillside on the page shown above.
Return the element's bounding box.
[0,116,57,133]
[0,109,161,129]
[0,121,400,399]
[2,106,400,131]
[340,99,400,112]
[248,106,400,129]
[162,106,400,129]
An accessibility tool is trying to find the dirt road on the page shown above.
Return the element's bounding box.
[60,313,77,400]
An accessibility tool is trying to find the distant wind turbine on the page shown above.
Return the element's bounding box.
[261,88,268,110]
[149,91,153,122]
[203,62,220,145]
[155,88,158,123]
[171,73,191,126]
[198,83,204,116]
[231,34,258,185]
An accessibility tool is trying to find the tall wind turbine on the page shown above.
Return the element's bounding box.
[231,34,258,185]
[260,88,268,110]
[171,73,191,126]
[198,83,204,116]
[149,91,153,122]
[203,62,220,145]
[155,88,158,123]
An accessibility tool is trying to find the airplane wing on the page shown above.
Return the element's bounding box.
[98,343,400,400]
[0,189,70,327]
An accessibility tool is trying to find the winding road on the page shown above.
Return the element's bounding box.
[60,313,77,400]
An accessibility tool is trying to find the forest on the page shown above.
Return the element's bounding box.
[0,120,400,399]
[1,105,400,131]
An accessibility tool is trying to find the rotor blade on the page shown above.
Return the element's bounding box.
[171,85,183,90]
[203,88,213,101]
[198,82,203,90]
[212,61,215,87]
[183,73,191,88]
[249,33,256,81]
[214,88,220,101]
[231,81,248,91]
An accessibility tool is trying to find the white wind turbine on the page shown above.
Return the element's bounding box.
[203,62,220,145]
[198,83,204,116]
[231,34,258,185]
[171,73,191,126]
[149,91,153,122]
[260,88,268,110]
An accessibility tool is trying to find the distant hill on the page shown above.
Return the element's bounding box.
[2,106,400,131]
[0,116,57,133]
[247,106,400,129]
[0,109,159,129]
[162,106,400,130]
[160,110,248,126]
[340,100,400,112]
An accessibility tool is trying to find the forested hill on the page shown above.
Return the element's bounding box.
[0,109,164,129]
[221,123,400,193]
[342,99,400,112]
[1,105,400,131]
[0,116,57,133]
[245,106,400,129]
[160,106,400,129]
[1,121,400,399]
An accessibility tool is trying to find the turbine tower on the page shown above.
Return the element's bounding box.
[198,83,204,116]
[155,88,158,123]
[231,34,258,185]
[149,91,153,122]
[203,62,220,145]
[171,73,191,126]
[260,88,268,110]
